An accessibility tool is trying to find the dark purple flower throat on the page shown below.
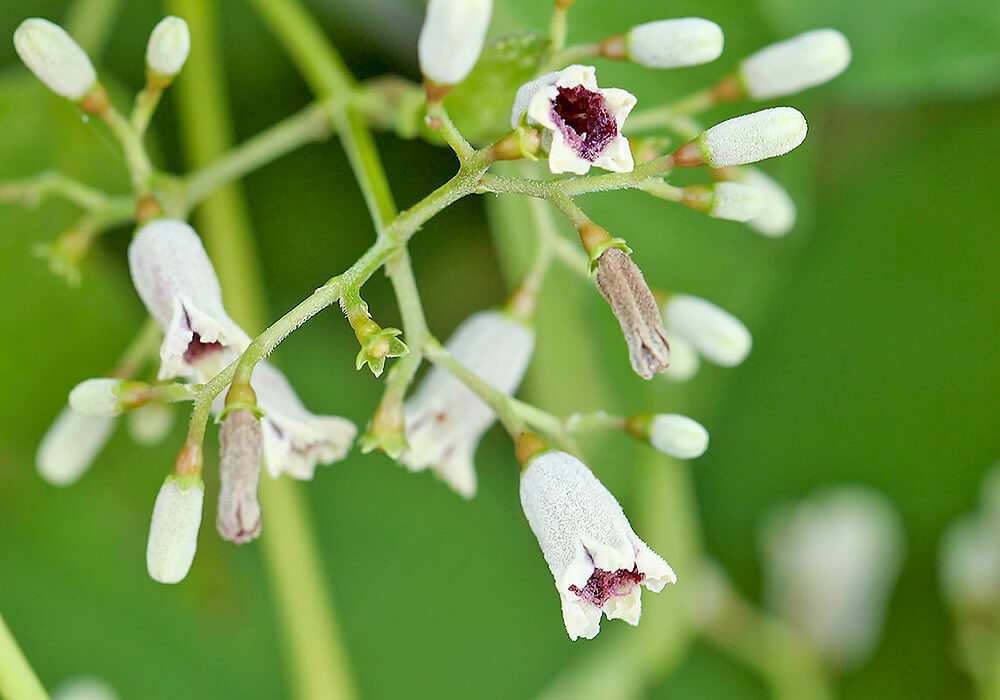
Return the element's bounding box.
[551,85,616,162]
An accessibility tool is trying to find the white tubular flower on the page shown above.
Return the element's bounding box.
[710,182,765,221]
[760,487,904,668]
[627,18,724,69]
[520,451,676,640]
[649,414,709,459]
[663,294,752,367]
[662,333,700,382]
[741,29,851,100]
[128,219,250,382]
[513,65,636,175]
[146,16,191,78]
[400,310,534,497]
[146,475,204,584]
[417,0,493,86]
[13,18,97,100]
[735,167,796,237]
[698,107,808,167]
[36,406,116,486]
[251,361,357,481]
[68,378,123,417]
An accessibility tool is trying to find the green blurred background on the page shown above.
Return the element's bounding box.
[1,0,998,697]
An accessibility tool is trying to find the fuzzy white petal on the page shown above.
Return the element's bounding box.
[36,407,116,486]
[737,167,797,236]
[68,378,121,417]
[417,0,493,85]
[146,16,190,77]
[649,414,709,459]
[146,477,203,584]
[510,72,559,128]
[401,311,534,496]
[627,18,724,68]
[711,182,765,222]
[664,295,752,367]
[741,29,851,100]
[701,107,808,167]
[14,19,96,99]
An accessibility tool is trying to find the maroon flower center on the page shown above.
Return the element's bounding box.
[551,85,617,162]
[183,332,224,363]
[569,564,643,607]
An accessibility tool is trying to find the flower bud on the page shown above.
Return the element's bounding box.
[68,378,123,417]
[662,333,700,382]
[13,18,97,100]
[663,294,752,367]
[417,0,493,86]
[710,182,765,222]
[146,475,203,584]
[698,107,808,167]
[595,248,670,380]
[52,677,119,700]
[36,407,116,486]
[127,402,175,446]
[734,167,797,237]
[740,29,851,100]
[217,410,264,544]
[940,515,1000,615]
[626,18,724,68]
[649,414,709,459]
[145,16,191,79]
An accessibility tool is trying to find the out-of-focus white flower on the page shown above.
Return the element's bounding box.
[648,414,709,459]
[699,107,808,167]
[400,310,534,497]
[512,65,636,175]
[146,16,190,78]
[760,487,904,668]
[128,219,356,479]
[740,29,851,100]
[417,0,493,86]
[627,18,724,69]
[661,333,700,382]
[520,451,676,640]
[68,378,123,417]
[662,294,752,367]
[710,182,765,222]
[52,677,120,700]
[940,515,1000,614]
[36,406,117,486]
[146,475,203,584]
[127,402,174,445]
[733,167,797,237]
[14,18,96,100]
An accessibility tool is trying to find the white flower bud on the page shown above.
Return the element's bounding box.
[146,16,190,78]
[417,0,493,85]
[13,18,97,100]
[736,167,797,237]
[741,29,851,100]
[940,515,1000,614]
[699,107,808,167]
[127,402,174,446]
[663,295,752,367]
[36,407,116,486]
[649,414,709,459]
[52,677,119,700]
[661,333,700,382]
[68,378,123,417]
[146,476,203,584]
[710,181,765,222]
[627,18,724,68]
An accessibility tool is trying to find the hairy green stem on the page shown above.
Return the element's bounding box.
[0,611,49,700]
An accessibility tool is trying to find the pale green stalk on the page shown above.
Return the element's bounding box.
[0,172,113,210]
[131,87,164,137]
[99,106,154,191]
[0,611,49,700]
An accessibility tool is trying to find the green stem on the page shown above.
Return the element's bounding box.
[131,87,164,137]
[0,172,113,210]
[63,0,124,57]
[0,611,49,700]
[112,317,162,379]
[99,106,154,191]
[549,4,571,53]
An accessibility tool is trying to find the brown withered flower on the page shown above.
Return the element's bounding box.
[217,409,264,544]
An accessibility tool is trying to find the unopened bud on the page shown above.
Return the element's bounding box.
[68,378,124,417]
[14,18,97,100]
[741,29,851,100]
[127,402,175,445]
[146,16,190,80]
[146,475,203,584]
[217,410,264,544]
[649,414,709,458]
[36,407,116,486]
[733,167,797,237]
[625,18,724,68]
[663,294,752,367]
[662,333,700,382]
[595,248,670,379]
[418,0,493,87]
[710,182,765,221]
[698,107,808,167]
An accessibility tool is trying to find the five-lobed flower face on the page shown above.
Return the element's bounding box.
[520,451,676,640]
[512,65,636,175]
[400,310,534,497]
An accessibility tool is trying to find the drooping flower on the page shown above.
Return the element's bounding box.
[512,65,636,175]
[14,18,97,100]
[128,219,356,479]
[520,451,676,640]
[217,409,263,544]
[400,310,534,497]
[417,0,493,86]
[760,487,904,668]
[146,474,204,584]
